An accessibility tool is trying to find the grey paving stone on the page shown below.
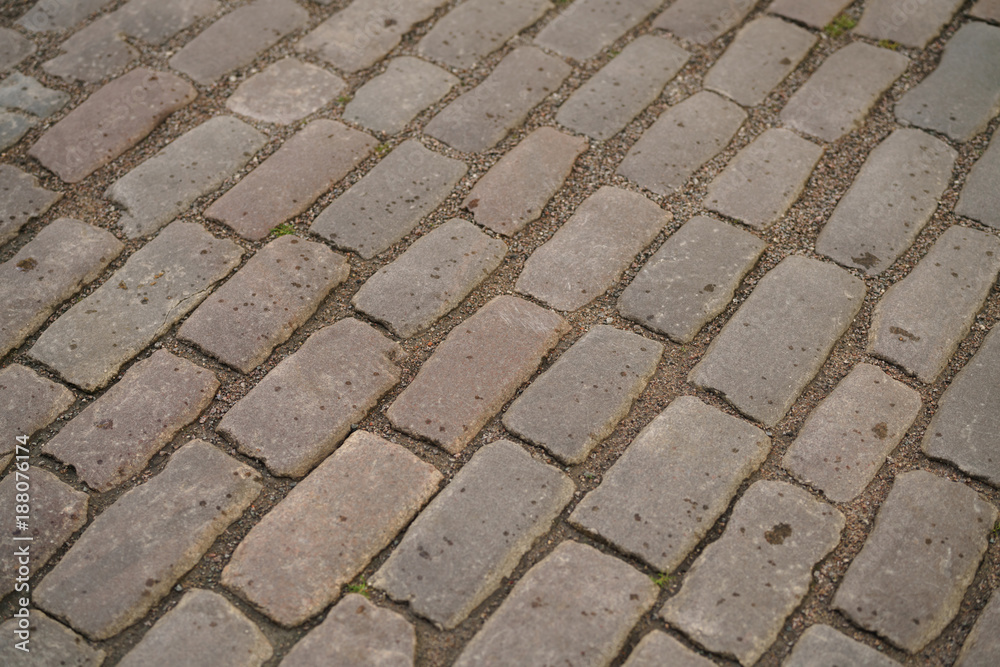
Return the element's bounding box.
[419,0,551,69]
[0,164,61,247]
[462,127,587,236]
[971,0,1000,23]
[352,218,506,338]
[311,140,467,259]
[690,255,866,427]
[705,129,823,230]
[556,35,690,140]
[653,0,758,44]
[455,540,657,666]
[781,43,909,142]
[42,16,137,83]
[857,0,963,49]
[35,439,262,640]
[343,57,458,134]
[833,470,997,652]
[662,481,844,666]
[571,396,770,572]
[223,431,441,626]
[922,325,1000,487]
[28,68,196,183]
[785,625,901,667]
[957,590,1000,667]
[783,363,922,503]
[0,364,74,470]
[226,58,345,125]
[0,218,123,358]
[0,72,70,117]
[387,295,567,454]
[956,129,1000,230]
[0,109,35,151]
[704,17,816,107]
[374,439,574,629]
[503,325,663,464]
[516,186,670,311]
[17,0,114,32]
[205,119,374,241]
[425,47,570,153]
[218,318,402,477]
[0,28,35,71]
[178,236,349,372]
[618,91,747,195]
[534,0,664,61]
[118,590,271,667]
[868,225,1000,383]
[106,116,266,238]
[113,0,220,46]
[816,129,956,276]
[169,0,309,85]
[28,221,243,392]
[623,631,716,667]
[767,0,853,29]
[0,612,105,666]
[280,594,415,667]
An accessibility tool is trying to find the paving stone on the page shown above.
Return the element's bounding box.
[783,363,922,503]
[454,541,658,666]
[0,364,74,470]
[868,225,1000,383]
[503,326,663,464]
[387,295,567,454]
[0,612,105,666]
[653,0,758,45]
[556,36,689,140]
[281,595,415,667]
[28,221,243,392]
[0,28,35,71]
[113,0,220,46]
[461,127,587,236]
[704,17,816,107]
[17,0,114,32]
[0,218,124,358]
[374,440,573,629]
[690,255,866,427]
[0,72,70,117]
[618,91,747,195]
[704,129,823,230]
[35,439,262,640]
[0,164,61,246]
[833,470,997,652]
[618,216,767,342]
[28,68,196,183]
[218,318,402,477]
[169,0,309,85]
[43,16,137,83]
[226,58,345,125]
[922,325,1000,487]
[955,129,1000,229]
[0,109,35,151]
[767,0,854,29]
[310,140,467,259]
[662,481,844,666]
[205,119,374,241]
[343,57,457,134]
[785,625,901,667]
[179,236,349,372]
[623,632,716,667]
[516,186,670,311]
[971,0,1000,23]
[571,396,770,571]
[223,431,441,626]
[534,0,663,61]
[419,0,552,69]
[957,590,1000,667]
[297,0,449,73]
[106,116,266,238]
[781,43,909,142]
[352,219,506,338]
[118,590,272,667]
[816,129,956,276]
[857,0,964,49]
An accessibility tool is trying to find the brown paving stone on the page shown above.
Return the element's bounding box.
[225,58,345,125]
[767,0,853,29]
[856,0,964,49]
[113,0,221,46]
[419,0,552,69]
[972,0,1000,23]
[955,128,1000,230]
[0,364,74,469]
[785,625,901,667]
[42,17,137,83]
[653,0,758,45]
[957,590,1000,667]
[343,57,458,135]
[622,632,716,667]
[0,164,62,247]
[0,612,105,666]
[534,0,663,61]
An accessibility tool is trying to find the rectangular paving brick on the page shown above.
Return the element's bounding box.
[218,318,402,477]
[516,186,670,311]
[178,236,350,372]
[343,57,458,134]
[223,431,441,626]
[42,16,137,84]
[690,255,866,427]
[0,27,35,69]
[662,480,844,666]
[0,108,36,151]
[225,57,345,126]
[535,0,663,61]
[571,396,770,572]
[29,220,243,392]
[0,365,74,469]
[833,470,997,652]
[373,439,574,629]
[112,0,221,46]
[767,0,853,28]
[35,439,262,640]
[857,0,963,48]
[0,72,70,117]
[387,295,567,454]
[623,631,717,667]
[957,590,1000,667]
[868,225,1000,383]
[783,363,921,503]
[310,139,467,259]
[785,625,901,667]
[618,91,747,195]
[352,219,506,338]
[17,0,114,32]
[0,612,105,667]
[956,123,1000,230]
[653,0,757,44]
[556,35,690,140]
[0,165,61,246]
[0,218,123,358]
[29,68,196,183]
[972,0,1000,22]
[419,0,551,69]
[425,47,571,153]
[503,325,663,464]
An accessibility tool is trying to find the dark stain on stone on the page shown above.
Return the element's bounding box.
[764,523,793,545]
[890,326,920,341]
[852,252,879,269]
[94,419,113,429]
[872,422,888,439]
[15,257,37,271]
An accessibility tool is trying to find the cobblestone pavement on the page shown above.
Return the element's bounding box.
[1,1,1000,665]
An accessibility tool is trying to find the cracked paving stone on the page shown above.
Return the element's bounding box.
[0,364,74,469]
[0,612,105,666]
[0,164,62,247]
[0,27,35,71]
[534,0,663,61]
[622,631,716,667]
[957,590,1000,666]
[17,0,115,32]
[225,57,346,125]
[653,0,758,44]
[419,0,552,69]
[971,0,1000,22]
[42,16,138,83]
[343,57,458,135]
[0,109,35,151]
[856,0,964,49]
[767,0,854,29]
[955,129,1000,230]
[0,72,69,117]
[785,625,901,667]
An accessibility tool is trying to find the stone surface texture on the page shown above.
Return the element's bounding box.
[0,165,61,246]
[344,57,458,134]
[653,0,758,44]
[956,130,1000,230]
[534,0,663,61]
[0,612,105,666]
[767,0,854,28]
[0,364,74,468]
[226,57,345,125]
[785,625,901,667]
[856,0,964,48]
[622,631,717,667]
[957,591,1000,667]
